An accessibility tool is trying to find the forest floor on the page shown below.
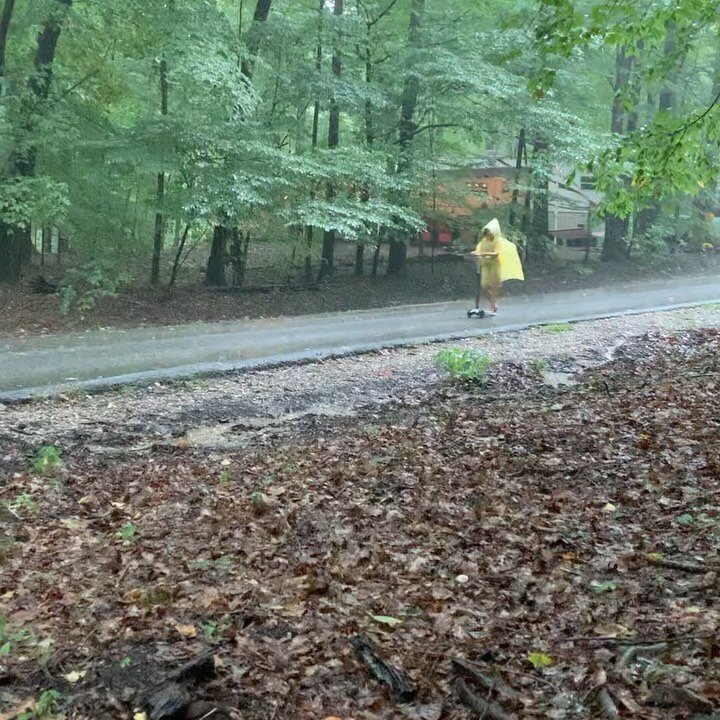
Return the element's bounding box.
[2,250,720,338]
[2,307,720,719]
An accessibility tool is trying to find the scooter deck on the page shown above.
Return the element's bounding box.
[467,308,495,318]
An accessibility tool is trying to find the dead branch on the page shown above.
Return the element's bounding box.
[564,632,715,646]
[454,678,516,720]
[451,657,522,705]
[351,635,416,702]
[597,688,619,719]
[648,556,719,574]
[617,642,668,671]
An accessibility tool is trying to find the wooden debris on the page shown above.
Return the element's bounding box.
[351,635,416,702]
[454,678,515,720]
[645,683,714,713]
[451,657,522,705]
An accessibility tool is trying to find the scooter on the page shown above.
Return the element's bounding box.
[466,270,494,319]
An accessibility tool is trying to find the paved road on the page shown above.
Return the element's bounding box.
[1,274,719,400]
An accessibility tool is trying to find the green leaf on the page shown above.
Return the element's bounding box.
[369,614,403,628]
[0,641,10,655]
[589,580,619,593]
[527,651,554,669]
[675,514,695,525]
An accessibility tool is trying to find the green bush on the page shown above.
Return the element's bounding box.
[58,261,130,316]
[435,347,491,382]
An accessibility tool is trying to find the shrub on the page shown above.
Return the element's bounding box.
[435,347,491,382]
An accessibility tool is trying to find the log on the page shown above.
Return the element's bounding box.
[351,635,416,702]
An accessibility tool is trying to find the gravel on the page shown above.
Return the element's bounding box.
[1,304,719,462]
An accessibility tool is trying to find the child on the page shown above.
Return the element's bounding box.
[470,218,524,314]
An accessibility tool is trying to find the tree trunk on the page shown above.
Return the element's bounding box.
[240,0,272,81]
[206,0,271,285]
[0,0,16,96]
[508,128,526,228]
[0,0,71,283]
[206,224,230,286]
[388,0,424,276]
[304,0,324,283]
[169,223,191,288]
[602,46,631,261]
[319,0,343,281]
[151,59,169,286]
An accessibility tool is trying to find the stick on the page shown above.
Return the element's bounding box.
[597,688,619,719]
[351,635,416,702]
[454,678,515,720]
[648,557,719,574]
[564,632,715,646]
[617,642,668,671]
[451,658,522,704]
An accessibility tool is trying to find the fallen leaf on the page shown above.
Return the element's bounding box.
[594,623,632,638]
[369,614,403,628]
[527,651,554,668]
[64,669,86,683]
[176,624,197,638]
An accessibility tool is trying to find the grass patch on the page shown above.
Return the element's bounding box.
[435,347,491,382]
[542,322,574,333]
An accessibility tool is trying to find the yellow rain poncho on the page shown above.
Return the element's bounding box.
[472,218,524,288]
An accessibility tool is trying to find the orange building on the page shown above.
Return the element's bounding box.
[420,166,523,246]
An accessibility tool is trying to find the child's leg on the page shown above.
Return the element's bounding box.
[482,286,498,313]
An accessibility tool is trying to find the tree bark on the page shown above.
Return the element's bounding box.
[387,0,424,276]
[0,0,72,283]
[151,59,169,286]
[319,0,343,281]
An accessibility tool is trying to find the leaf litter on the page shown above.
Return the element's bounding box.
[1,326,720,718]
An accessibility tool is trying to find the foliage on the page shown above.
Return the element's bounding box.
[32,446,63,475]
[435,347,491,382]
[58,262,131,316]
[17,690,64,720]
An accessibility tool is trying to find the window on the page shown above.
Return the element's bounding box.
[580,175,596,190]
[466,181,488,195]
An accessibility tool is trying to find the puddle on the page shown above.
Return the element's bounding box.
[184,403,356,448]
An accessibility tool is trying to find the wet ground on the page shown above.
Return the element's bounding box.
[2,274,719,400]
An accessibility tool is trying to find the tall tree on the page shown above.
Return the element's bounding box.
[0,0,15,96]
[318,0,344,280]
[0,0,72,283]
[205,0,273,287]
[150,58,169,286]
[387,0,424,276]
[601,46,631,261]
